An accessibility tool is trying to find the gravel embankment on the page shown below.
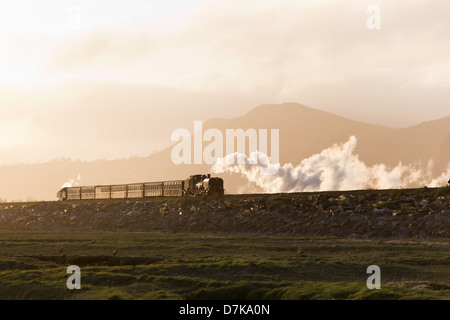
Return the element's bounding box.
[0,188,449,238]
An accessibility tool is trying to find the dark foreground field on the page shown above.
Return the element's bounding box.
[0,231,449,300]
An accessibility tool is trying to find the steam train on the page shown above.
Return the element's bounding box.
[56,174,224,201]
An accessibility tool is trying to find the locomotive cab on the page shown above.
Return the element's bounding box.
[189,174,203,188]
[185,174,204,195]
[185,173,224,195]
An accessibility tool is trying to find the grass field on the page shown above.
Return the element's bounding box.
[0,230,449,300]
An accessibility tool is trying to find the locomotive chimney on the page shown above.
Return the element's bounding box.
[208,174,211,178]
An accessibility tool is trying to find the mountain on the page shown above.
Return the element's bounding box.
[0,102,449,201]
[205,103,450,167]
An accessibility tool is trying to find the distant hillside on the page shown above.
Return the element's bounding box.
[206,103,450,168]
[0,102,449,201]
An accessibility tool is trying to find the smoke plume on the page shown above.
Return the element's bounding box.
[61,173,82,188]
[211,136,450,193]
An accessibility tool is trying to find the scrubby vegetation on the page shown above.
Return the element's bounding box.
[0,231,448,300]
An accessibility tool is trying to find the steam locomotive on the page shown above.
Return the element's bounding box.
[57,174,224,201]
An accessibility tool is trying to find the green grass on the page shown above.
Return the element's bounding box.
[0,231,448,300]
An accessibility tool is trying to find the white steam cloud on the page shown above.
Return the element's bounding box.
[211,136,450,193]
[61,173,82,188]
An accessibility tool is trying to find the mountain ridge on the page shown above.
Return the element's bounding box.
[0,102,449,201]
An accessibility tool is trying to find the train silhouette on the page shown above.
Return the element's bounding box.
[57,174,224,201]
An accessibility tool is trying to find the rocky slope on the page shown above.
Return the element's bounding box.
[0,187,449,239]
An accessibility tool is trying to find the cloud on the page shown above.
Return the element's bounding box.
[44,0,450,88]
[1,0,450,164]
[38,0,450,126]
[211,136,450,193]
[0,79,270,164]
[48,31,156,70]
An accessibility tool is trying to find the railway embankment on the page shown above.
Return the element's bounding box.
[0,187,449,238]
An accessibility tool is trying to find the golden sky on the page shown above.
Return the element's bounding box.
[1,0,449,164]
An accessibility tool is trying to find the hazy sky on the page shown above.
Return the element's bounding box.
[1,0,449,164]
